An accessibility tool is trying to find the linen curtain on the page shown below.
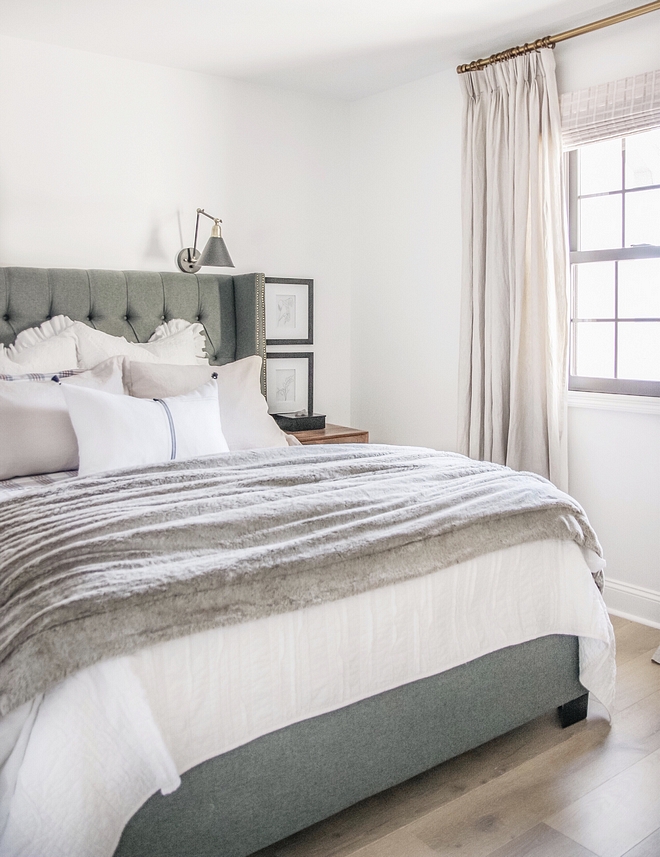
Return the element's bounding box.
[458,48,568,490]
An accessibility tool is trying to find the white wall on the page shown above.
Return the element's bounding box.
[350,69,462,451]
[350,13,660,624]
[568,398,660,625]
[0,34,352,423]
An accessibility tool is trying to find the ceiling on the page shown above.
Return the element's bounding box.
[0,0,648,99]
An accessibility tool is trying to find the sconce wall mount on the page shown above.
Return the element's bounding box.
[177,208,234,273]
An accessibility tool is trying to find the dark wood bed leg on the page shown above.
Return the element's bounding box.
[558,692,589,728]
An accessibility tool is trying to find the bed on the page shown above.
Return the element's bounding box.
[0,267,615,857]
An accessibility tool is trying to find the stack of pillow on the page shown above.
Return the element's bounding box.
[0,316,289,480]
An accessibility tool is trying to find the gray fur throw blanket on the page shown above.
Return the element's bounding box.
[0,445,602,715]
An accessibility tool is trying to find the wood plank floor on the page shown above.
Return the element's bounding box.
[255,616,660,857]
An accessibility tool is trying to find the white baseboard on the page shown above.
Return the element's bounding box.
[603,577,660,629]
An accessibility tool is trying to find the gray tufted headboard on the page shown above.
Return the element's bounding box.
[0,268,266,391]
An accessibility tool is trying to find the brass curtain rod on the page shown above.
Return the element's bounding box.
[456,0,660,74]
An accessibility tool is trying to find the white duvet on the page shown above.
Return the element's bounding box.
[0,531,614,857]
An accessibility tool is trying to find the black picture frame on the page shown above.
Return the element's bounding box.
[266,352,314,416]
[265,277,314,346]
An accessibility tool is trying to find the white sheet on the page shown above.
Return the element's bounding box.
[0,538,614,857]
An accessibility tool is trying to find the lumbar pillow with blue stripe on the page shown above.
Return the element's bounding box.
[62,380,228,477]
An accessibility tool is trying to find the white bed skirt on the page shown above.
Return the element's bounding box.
[0,539,614,857]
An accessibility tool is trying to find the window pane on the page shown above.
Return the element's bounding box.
[573,321,615,377]
[625,187,660,246]
[625,127,660,189]
[579,138,622,195]
[618,258,660,318]
[579,195,621,250]
[574,261,615,319]
[618,322,660,381]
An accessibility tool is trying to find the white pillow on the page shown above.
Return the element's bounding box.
[0,357,125,480]
[125,356,288,451]
[71,321,208,369]
[63,380,229,477]
[0,332,78,374]
[7,314,208,369]
[148,317,208,354]
[9,316,76,352]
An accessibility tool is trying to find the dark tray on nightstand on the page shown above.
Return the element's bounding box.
[272,413,326,432]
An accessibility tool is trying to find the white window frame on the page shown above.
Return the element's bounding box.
[567,136,660,398]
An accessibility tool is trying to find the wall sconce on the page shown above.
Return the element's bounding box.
[177,208,234,273]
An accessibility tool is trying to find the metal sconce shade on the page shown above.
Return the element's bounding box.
[198,235,234,268]
[177,209,234,273]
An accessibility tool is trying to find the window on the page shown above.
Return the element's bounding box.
[568,127,660,397]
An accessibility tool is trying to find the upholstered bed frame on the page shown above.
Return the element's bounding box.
[0,267,588,857]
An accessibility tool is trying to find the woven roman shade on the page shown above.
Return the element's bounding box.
[561,68,660,149]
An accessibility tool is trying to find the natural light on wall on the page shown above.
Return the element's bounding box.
[569,126,660,395]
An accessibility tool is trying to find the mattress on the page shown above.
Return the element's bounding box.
[0,494,614,857]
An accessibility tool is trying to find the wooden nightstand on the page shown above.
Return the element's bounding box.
[291,424,369,445]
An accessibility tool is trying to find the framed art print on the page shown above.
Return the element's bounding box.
[265,278,313,345]
[266,352,314,415]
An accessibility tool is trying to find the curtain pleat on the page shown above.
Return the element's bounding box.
[458,49,568,490]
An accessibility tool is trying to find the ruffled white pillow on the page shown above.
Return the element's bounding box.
[0,331,78,374]
[72,322,208,369]
[2,318,78,373]
[9,315,76,351]
[148,317,208,358]
[7,315,209,370]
